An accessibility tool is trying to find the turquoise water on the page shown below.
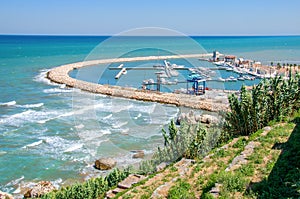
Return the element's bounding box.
[0,35,300,195]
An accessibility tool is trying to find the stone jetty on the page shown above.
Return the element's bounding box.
[46,54,229,112]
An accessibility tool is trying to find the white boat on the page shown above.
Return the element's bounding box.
[171,63,185,69]
[218,77,226,82]
[244,76,251,80]
[227,76,237,81]
[213,61,225,66]
[237,76,245,81]
[148,79,154,84]
[164,60,184,69]
[226,67,233,71]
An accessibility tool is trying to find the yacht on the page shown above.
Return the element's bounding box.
[227,76,237,81]
[218,77,226,82]
[237,76,245,81]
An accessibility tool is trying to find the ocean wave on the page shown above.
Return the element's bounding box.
[75,124,85,129]
[129,103,156,114]
[64,143,83,153]
[43,88,73,93]
[0,109,62,128]
[120,128,129,134]
[101,103,134,113]
[17,103,44,108]
[103,114,113,120]
[112,121,128,129]
[22,140,43,149]
[100,129,111,135]
[33,69,58,86]
[0,110,35,125]
[0,151,7,156]
[133,113,142,120]
[5,176,24,187]
[0,100,16,107]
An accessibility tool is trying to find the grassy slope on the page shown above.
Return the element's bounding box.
[117,115,300,199]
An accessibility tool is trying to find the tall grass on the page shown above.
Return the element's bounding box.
[223,73,300,137]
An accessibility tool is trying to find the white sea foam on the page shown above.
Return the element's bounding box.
[75,124,85,129]
[0,100,16,107]
[120,128,129,134]
[12,186,21,194]
[34,69,58,86]
[103,114,113,120]
[0,110,34,125]
[22,140,43,149]
[134,113,142,119]
[112,121,128,129]
[17,103,44,108]
[101,103,134,113]
[43,88,73,93]
[0,151,7,156]
[64,143,83,153]
[0,109,61,128]
[5,176,24,187]
[38,110,75,124]
[51,178,63,189]
[130,104,156,114]
[100,129,111,135]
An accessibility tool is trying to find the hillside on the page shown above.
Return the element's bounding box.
[113,116,300,198]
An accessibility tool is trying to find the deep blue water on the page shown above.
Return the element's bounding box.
[0,35,299,195]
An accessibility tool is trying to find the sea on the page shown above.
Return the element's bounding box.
[1,35,300,195]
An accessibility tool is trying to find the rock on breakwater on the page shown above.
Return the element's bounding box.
[46,54,229,112]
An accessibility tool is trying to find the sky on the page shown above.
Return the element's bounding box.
[1,0,300,36]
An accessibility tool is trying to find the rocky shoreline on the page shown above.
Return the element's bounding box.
[46,54,231,112]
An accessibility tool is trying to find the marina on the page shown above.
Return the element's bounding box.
[47,50,284,110]
[47,53,233,112]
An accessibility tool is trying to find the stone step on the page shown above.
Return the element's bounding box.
[106,190,115,199]
[117,174,146,189]
[112,187,126,194]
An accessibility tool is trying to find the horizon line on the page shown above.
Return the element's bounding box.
[1,33,300,37]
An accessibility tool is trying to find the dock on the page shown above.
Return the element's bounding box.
[115,68,127,79]
[109,67,188,70]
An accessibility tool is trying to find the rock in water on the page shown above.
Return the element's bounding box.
[24,181,55,198]
[0,191,14,199]
[95,158,116,170]
[132,150,145,159]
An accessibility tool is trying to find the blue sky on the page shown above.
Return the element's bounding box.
[1,0,300,35]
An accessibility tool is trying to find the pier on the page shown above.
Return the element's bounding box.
[46,54,229,112]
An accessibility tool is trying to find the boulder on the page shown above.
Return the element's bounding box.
[132,150,144,159]
[24,181,55,198]
[200,114,218,124]
[0,191,13,199]
[95,158,116,170]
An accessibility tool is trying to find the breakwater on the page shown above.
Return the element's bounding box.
[46,54,229,112]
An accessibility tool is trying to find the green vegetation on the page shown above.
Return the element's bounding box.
[223,74,300,138]
[41,168,130,199]
[41,75,300,198]
[167,179,195,199]
[246,116,300,198]
[139,121,220,174]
